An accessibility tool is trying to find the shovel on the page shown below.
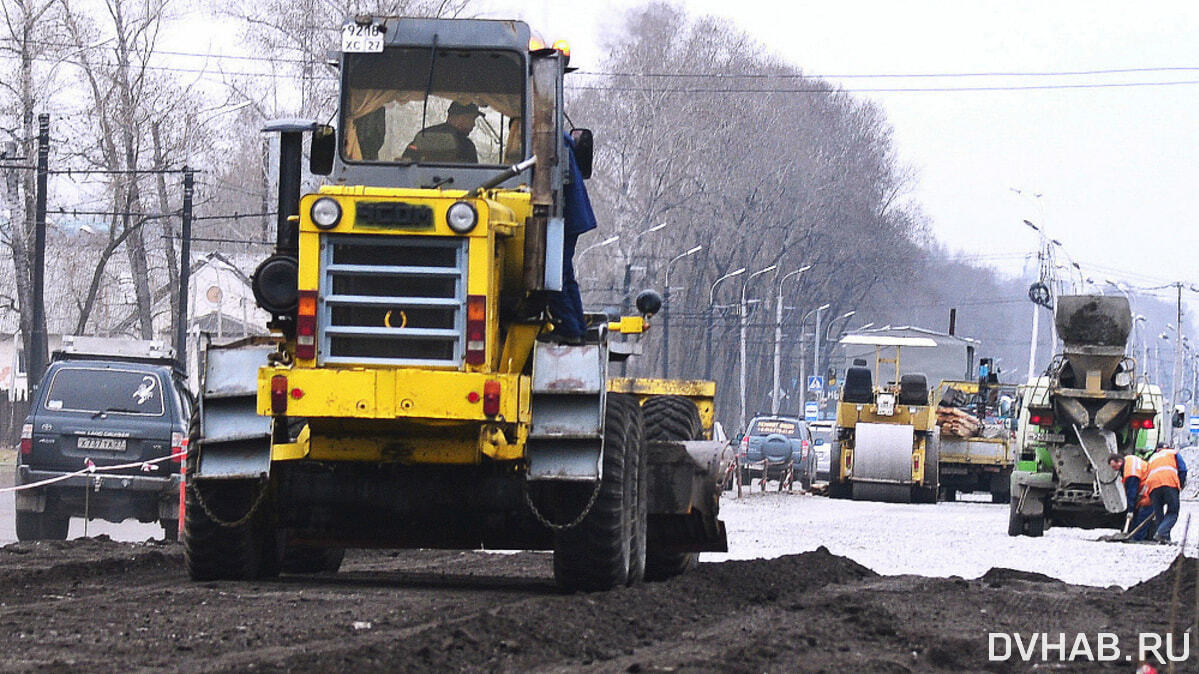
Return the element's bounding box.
[1099,513,1155,542]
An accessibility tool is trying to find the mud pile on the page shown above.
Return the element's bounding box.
[0,539,1194,672]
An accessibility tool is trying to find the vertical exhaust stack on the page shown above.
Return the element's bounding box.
[253,120,320,334]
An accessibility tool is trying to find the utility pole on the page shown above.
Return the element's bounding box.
[772,266,811,414]
[1170,281,1183,444]
[812,304,828,412]
[28,114,48,390]
[176,167,193,370]
[661,244,701,377]
[739,265,776,432]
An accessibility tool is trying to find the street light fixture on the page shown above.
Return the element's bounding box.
[661,244,703,376]
[798,302,831,412]
[578,235,619,263]
[739,265,777,431]
[704,267,745,379]
[771,265,812,414]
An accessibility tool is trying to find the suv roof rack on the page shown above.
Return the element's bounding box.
[53,336,179,369]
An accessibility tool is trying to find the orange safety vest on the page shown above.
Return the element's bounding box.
[1143,450,1181,494]
[1123,455,1150,507]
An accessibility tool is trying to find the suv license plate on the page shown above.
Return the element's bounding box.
[77,437,127,451]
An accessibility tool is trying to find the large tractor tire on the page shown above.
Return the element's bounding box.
[15,509,69,541]
[642,395,703,582]
[183,414,278,581]
[619,395,647,586]
[553,393,642,592]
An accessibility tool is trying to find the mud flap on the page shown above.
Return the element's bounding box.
[195,341,274,480]
[1011,470,1053,517]
[527,342,606,481]
[646,439,728,552]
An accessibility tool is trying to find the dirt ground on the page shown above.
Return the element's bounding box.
[0,538,1193,673]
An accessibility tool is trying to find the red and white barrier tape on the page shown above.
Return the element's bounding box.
[0,451,186,493]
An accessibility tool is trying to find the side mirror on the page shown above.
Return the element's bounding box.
[310,124,336,176]
[569,128,593,179]
[1172,406,1186,428]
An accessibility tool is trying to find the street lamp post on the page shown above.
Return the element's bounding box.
[620,223,669,310]
[578,235,619,264]
[739,265,777,432]
[705,268,745,379]
[662,244,703,376]
[771,265,811,414]
[823,309,856,373]
[811,303,831,410]
[797,303,830,412]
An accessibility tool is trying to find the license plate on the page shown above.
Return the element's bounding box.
[77,437,127,451]
[341,22,384,53]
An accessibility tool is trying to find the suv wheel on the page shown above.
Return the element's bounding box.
[16,510,69,541]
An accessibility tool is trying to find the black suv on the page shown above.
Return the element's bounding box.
[737,415,815,490]
[15,345,190,541]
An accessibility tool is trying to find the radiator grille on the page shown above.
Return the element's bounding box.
[320,234,466,366]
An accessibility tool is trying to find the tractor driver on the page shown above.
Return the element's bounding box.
[401,101,483,164]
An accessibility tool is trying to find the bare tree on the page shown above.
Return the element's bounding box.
[573,3,929,428]
[0,0,64,364]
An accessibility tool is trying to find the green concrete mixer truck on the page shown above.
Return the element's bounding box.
[1009,295,1163,537]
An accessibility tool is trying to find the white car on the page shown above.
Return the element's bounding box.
[809,420,835,481]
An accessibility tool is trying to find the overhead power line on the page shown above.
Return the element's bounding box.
[577,65,1199,79]
[566,79,1199,94]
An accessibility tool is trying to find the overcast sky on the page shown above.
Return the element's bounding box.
[480,0,1199,304]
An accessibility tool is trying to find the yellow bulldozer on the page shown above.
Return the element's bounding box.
[183,16,728,592]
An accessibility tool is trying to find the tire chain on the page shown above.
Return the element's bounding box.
[187,478,270,529]
[522,476,603,532]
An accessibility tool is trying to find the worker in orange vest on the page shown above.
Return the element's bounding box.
[1142,445,1188,543]
[1108,453,1154,541]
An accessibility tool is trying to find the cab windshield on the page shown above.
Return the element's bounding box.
[342,48,524,166]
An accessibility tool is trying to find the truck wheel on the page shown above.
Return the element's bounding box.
[800,458,813,491]
[1007,499,1025,536]
[642,395,703,582]
[1025,515,1045,537]
[553,393,638,592]
[990,471,1012,504]
[16,510,69,541]
[618,395,647,585]
[183,414,275,581]
[642,395,702,442]
[281,545,345,574]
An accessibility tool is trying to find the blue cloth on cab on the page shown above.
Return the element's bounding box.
[546,134,595,338]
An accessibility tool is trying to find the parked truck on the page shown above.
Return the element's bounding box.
[182,16,728,591]
[934,379,1017,503]
[828,335,939,503]
[1008,295,1162,536]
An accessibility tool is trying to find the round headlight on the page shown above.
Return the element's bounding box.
[446,201,478,234]
[311,197,341,229]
